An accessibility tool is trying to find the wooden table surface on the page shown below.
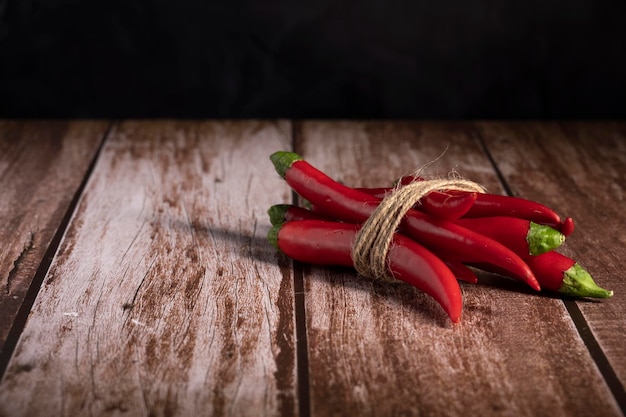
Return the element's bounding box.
[0,120,625,417]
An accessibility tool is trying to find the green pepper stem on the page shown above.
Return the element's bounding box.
[559,263,613,298]
[267,204,290,226]
[527,222,566,255]
[267,225,281,250]
[270,151,302,178]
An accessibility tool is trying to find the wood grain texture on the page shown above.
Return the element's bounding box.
[0,120,297,417]
[297,121,621,417]
[0,120,108,353]
[474,121,626,394]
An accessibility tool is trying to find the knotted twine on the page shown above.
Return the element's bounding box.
[351,176,486,282]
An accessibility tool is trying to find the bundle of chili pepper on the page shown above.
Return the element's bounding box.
[267,151,613,323]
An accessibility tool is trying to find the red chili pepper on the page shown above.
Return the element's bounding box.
[523,251,612,298]
[395,175,422,186]
[268,203,480,285]
[354,187,391,198]
[443,259,479,284]
[456,216,565,256]
[421,190,478,221]
[397,174,565,231]
[560,217,575,237]
[466,194,562,228]
[270,151,540,291]
[469,250,613,298]
[268,219,463,322]
[268,204,332,224]
[357,187,478,221]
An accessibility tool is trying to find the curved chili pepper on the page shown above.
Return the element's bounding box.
[357,187,478,221]
[456,216,565,256]
[466,194,562,228]
[397,174,564,230]
[421,190,478,221]
[270,151,540,291]
[523,251,612,298]
[268,203,480,285]
[268,219,463,322]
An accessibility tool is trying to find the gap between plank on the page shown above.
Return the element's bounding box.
[293,258,311,417]
[472,127,626,415]
[0,121,115,380]
[563,300,626,412]
[291,121,312,417]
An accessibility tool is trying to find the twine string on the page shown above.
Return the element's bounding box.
[351,177,486,282]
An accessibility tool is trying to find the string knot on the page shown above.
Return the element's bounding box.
[351,177,486,282]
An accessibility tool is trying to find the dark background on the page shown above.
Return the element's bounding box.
[1,0,625,119]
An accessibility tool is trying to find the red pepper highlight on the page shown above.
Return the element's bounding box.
[268,219,463,322]
[270,151,540,291]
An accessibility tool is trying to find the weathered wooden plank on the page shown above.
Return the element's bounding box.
[474,121,626,396]
[0,120,297,417]
[0,120,108,355]
[297,121,621,417]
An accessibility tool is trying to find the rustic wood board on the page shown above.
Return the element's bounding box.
[0,120,297,417]
[296,121,621,417]
[0,120,109,356]
[474,121,626,396]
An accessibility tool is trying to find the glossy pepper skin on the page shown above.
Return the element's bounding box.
[268,219,463,323]
[270,151,540,291]
[268,203,479,284]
